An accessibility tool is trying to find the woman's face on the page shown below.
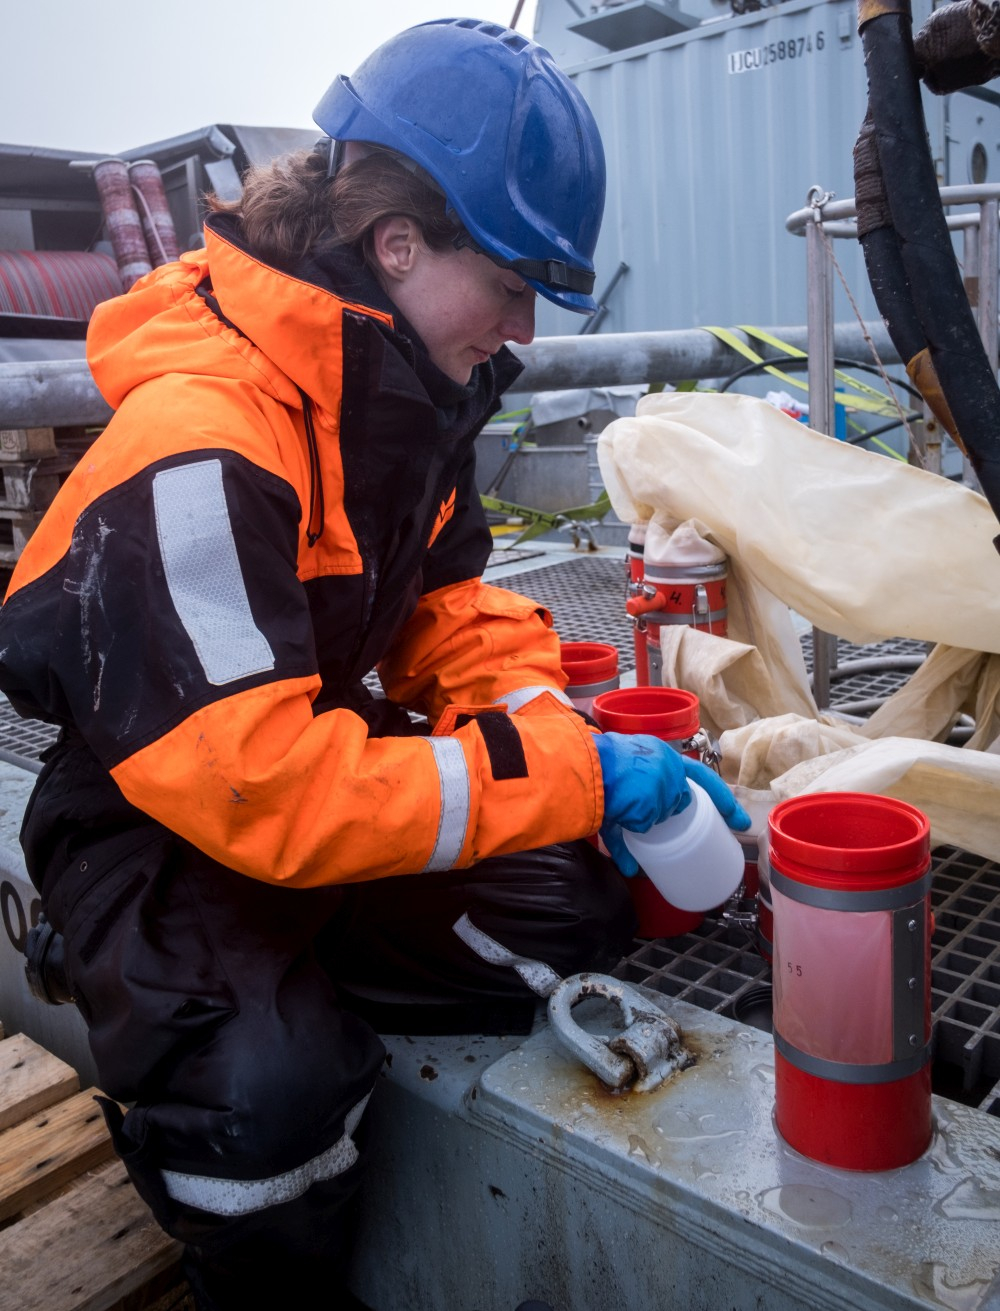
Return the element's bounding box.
[373,218,536,384]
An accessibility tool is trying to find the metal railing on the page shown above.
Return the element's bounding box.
[0,321,902,431]
[786,182,1000,708]
[786,182,1000,476]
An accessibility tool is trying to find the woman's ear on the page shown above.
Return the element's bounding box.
[372,216,421,285]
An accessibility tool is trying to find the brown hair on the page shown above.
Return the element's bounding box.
[208,145,463,271]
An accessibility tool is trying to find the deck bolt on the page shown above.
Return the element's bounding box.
[907,919,917,932]
[908,977,917,990]
[909,1034,919,1047]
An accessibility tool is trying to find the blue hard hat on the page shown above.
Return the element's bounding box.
[313,17,606,314]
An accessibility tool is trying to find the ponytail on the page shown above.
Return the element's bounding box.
[208,144,463,270]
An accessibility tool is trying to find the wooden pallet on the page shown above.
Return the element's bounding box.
[0,428,100,569]
[0,428,95,463]
[0,508,47,567]
[0,429,60,462]
[0,455,77,511]
[0,1023,192,1311]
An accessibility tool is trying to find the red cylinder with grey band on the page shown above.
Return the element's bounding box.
[769,792,933,1171]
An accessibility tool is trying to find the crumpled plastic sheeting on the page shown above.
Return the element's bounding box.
[530,385,646,428]
[859,643,1000,752]
[658,625,816,741]
[771,737,1000,862]
[720,703,1000,863]
[598,391,1000,859]
[721,714,870,789]
[598,391,1000,654]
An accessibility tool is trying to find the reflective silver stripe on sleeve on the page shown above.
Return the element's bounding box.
[453,912,561,998]
[161,1092,371,1217]
[494,685,573,712]
[153,459,275,686]
[423,738,471,871]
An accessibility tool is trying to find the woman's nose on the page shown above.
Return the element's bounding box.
[503,290,536,346]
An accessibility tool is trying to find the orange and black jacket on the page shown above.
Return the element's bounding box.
[0,215,604,888]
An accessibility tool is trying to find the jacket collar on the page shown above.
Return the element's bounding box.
[205,212,524,426]
[204,212,393,417]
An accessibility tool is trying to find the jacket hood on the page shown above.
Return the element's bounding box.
[86,221,397,418]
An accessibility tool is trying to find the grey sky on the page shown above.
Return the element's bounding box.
[2,2,538,154]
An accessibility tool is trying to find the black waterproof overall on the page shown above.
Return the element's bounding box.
[2,222,636,1309]
[23,720,634,1309]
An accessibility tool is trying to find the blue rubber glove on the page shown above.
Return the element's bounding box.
[594,732,752,877]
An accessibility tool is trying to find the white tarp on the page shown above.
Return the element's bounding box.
[598,391,1000,859]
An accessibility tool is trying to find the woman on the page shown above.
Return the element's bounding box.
[0,19,748,1309]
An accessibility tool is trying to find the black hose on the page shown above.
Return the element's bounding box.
[847,413,921,446]
[717,352,923,399]
[858,1,1000,543]
[856,226,928,366]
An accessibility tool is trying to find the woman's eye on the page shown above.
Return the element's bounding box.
[503,282,526,300]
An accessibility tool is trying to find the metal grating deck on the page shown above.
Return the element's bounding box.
[800,631,931,714]
[1,551,997,1115]
[0,698,56,762]
[496,554,637,672]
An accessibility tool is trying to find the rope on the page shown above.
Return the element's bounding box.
[815,221,925,466]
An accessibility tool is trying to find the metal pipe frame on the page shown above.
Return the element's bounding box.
[0,322,901,430]
[510,321,898,392]
[805,202,838,710]
[793,183,1000,711]
[812,212,983,239]
[829,654,926,679]
[786,182,1000,233]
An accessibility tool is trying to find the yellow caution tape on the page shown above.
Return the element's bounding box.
[738,325,904,417]
[700,326,903,418]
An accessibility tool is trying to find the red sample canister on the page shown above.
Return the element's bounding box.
[559,641,620,716]
[592,686,708,938]
[591,686,701,743]
[626,559,728,687]
[769,792,933,1171]
[625,525,650,686]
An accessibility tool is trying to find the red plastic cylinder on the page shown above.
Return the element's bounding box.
[769,792,932,1171]
[592,686,706,938]
[625,560,728,687]
[756,849,774,964]
[591,687,701,742]
[559,641,620,715]
[756,887,773,963]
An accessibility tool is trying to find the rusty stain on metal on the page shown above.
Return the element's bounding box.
[92,159,152,290]
[547,973,695,1093]
[128,160,180,267]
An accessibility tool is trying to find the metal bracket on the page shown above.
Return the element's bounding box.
[721,888,760,932]
[547,973,694,1093]
[807,184,836,220]
[556,517,600,550]
[690,728,722,770]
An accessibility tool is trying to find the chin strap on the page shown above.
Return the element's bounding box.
[452,230,595,296]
